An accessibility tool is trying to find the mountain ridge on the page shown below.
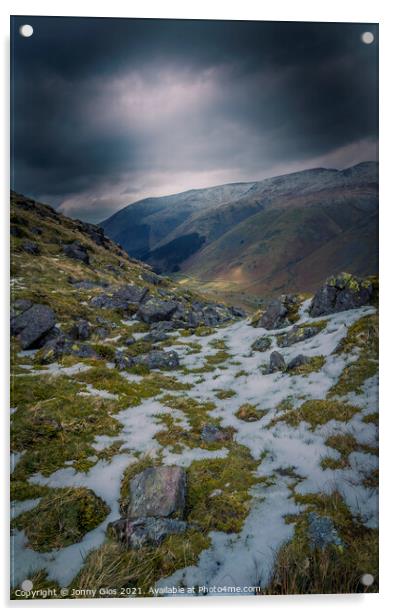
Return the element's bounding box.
[101,161,378,305]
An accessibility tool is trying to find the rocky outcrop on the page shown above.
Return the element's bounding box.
[62,241,90,264]
[253,295,300,330]
[90,284,149,312]
[137,299,178,324]
[11,303,56,350]
[309,273,373,317]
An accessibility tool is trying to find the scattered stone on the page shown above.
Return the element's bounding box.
[21,240,40,255]
[109,516,187,548]
[201,424,230,443]
[69,319,91,341]
[11,303,56,350]
[38,335,98,364]
[251,336,272,352]
[63,241,90,265]
[124,336,136,346]
[90,284,148,312]
[269,350,286,373]
[310,272,373,317]
[68,277,109,290]
[114,351,135,371]
[134,350,180,370]
[143,330,169,343]
[137,298,178,324]
[307,512,343,550]
[277,324,324,347]
[287,354,310,371]
[128,466,186,519]
[141,270,163,286]
[94,326,109,339]
[10,299,32,319]
[230,306,247,318]
[74,220,109,248]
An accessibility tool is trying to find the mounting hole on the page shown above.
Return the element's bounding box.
[361,31,374,45]
[19,24,34,38]
[21,579,33,591]
[360,573,374,586]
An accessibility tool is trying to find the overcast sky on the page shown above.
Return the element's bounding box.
[11,17,378,223]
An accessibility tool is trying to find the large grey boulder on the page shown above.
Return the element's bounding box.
[310,273,373,317]
[109,516,187,548]
[11,303,56,350]
[63,241,90,265]
[128,466,186,519]
[137,298,178,324]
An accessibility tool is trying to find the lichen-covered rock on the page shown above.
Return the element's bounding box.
[62,241,90,264]
[134,350,180,370]
[11,303,56,350]
[308,512,343,550]
[251,335,272,352]
[277,324,324,347]
[137,298,178,323]
[109,516,187,548]
[309,272,373,317]
[128,466,186,519]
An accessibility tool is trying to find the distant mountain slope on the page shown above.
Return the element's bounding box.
[101,162,378,299]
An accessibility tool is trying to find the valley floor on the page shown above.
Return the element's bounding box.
[11,299,378,596]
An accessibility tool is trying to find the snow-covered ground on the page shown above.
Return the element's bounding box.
[11,301,378,592]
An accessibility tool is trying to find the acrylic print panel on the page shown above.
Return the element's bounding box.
[10,15,379,599]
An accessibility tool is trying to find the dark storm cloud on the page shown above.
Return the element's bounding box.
[11,17,378,222]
